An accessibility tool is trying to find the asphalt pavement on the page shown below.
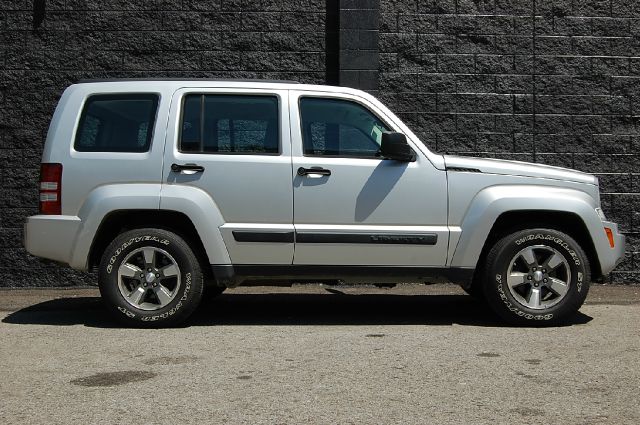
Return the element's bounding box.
[1,283,639,424]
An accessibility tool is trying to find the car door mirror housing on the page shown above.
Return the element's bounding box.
[380,132,416,162]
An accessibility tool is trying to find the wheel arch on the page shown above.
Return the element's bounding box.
[474,210,601,281]
[69,183,231,271]
[450,185,605,281]
[88,210,212,275]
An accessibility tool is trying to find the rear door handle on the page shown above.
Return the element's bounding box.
[171,163,205,173]
[297,167,331,177]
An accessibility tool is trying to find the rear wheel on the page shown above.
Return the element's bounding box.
[483,228,590,325]
[98,228,204,327]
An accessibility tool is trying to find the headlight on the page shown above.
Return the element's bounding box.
[595,208,607,221]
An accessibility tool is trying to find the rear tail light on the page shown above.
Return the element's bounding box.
[39,163,62,215]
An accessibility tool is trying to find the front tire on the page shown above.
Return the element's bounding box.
[98,228,204,327]
[483,228,590,326]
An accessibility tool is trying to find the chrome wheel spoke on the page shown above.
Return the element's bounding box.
[143,248,156,267]
[520,247,537,267]
[119,263,142,278]
[545,253,564,271]
[507,272,527,288]
[160,264,178,278]
[528,287,542,309]
[127,284,146,306]
[154,285,173,306]
[548,277,569,297]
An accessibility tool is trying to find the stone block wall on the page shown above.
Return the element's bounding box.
[378,0,639,283]
[0,0,637,286]
[0,0,327,287]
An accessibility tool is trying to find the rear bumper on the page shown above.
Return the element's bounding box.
[598,220,626,276]
[24,215,81,266]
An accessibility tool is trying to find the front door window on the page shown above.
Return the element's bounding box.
[299,97,390,158]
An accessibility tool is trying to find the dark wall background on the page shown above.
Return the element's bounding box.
[377,0,639,283]
[0,0,637,286]
[0,0,328,287]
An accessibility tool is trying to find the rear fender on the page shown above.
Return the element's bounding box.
[70,184,162,269]
[159,184,231,265]
[70,184,230,269]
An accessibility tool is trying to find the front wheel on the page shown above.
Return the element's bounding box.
[483,228,590,326]
[98,228,204,327]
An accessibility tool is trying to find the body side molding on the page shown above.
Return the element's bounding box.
[296,233,437,245]
[232,231,295,243]
[231,231,438,245]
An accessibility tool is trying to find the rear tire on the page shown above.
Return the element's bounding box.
[98,228,204,327]
[482,228,590,326]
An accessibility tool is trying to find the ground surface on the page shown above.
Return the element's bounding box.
[1,283,639,425]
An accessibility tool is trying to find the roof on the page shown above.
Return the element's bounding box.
[71,78,365,98]
[77,78,301,84]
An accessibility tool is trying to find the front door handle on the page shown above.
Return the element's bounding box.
[171,163,205,173]
[297,167,331,177]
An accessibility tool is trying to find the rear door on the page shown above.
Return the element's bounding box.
[162,87,294,265]
[290,90,449,266]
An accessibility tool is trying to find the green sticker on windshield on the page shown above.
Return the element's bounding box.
[371,125,383,144]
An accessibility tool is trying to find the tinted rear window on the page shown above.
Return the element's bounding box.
[74,94,159,152]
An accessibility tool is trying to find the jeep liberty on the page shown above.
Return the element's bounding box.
[24,80,626,327]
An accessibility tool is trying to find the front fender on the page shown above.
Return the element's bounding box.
[449,185,607,270]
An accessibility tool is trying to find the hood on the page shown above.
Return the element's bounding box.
[443,155,598,185]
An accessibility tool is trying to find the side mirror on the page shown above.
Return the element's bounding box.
[380,132,416,162]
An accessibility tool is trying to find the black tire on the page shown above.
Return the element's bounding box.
[98,228,204,327]
[482,228,590,326]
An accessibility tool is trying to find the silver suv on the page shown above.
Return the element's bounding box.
[25,79,625,327]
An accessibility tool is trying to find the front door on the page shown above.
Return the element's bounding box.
[162,87,294,265]
[290,90,449,266]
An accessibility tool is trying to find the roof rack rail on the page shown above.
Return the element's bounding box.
[76,78,301,84]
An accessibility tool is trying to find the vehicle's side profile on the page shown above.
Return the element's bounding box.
[25,80,626,327]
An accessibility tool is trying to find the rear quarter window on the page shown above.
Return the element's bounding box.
[74,94,159,152]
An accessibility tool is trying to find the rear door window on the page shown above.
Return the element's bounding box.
[179,94,280,154]
[178,94,280,155]
[74,94,159,152]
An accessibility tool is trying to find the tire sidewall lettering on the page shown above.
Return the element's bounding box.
[577,271,583,293]
[495,281,554,321]
[117,306,136,318]
[106,237,170,274]
[140,272,192,322]
[514,233,581,266]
